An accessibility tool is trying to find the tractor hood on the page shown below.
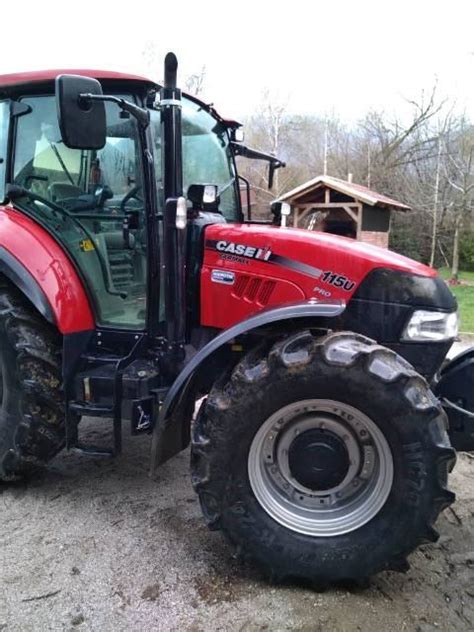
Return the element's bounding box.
[201,223,456,331]
[204,223,436,279]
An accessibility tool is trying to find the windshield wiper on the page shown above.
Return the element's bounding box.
[6,184,127,299]
[218,177,236,196]
[49,142,76,186]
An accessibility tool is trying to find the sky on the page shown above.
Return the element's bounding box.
[3,0,474,121]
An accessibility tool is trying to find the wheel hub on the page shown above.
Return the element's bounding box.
[248,399,394,537]
[288,429,350,491]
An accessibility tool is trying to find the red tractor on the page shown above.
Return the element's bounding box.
[0,53,472,585]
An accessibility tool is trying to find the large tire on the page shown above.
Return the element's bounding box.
[191,330,456,584]
[0,282,66,481]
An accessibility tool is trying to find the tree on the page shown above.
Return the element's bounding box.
[238,89,296,216]
[356,86,443,195]
[184,66,206,96]
[444,117,474,280]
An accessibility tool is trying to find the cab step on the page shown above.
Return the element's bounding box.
[70,444,115,458]
[69,402,114,417]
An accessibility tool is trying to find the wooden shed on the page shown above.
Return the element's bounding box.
[278,175,410,248]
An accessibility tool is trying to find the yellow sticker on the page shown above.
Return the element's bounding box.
[79,239,95,252]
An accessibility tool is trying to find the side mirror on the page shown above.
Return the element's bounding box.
[55,75,106,149]
[187,184,220,212]
[271,201,291,227]
[230,128,244,143]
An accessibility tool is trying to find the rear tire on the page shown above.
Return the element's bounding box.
[191,330,456,583]
[0,283,66,481]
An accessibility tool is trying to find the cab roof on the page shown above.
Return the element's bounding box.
[0,69,241,127]
[0,69,155,90]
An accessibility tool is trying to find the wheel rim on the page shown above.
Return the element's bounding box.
[248,399,394,537]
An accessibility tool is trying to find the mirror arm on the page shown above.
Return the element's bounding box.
[79,94,150,128]
[237,174,251,220]
[230,142,285,190]
[269,163,275,190]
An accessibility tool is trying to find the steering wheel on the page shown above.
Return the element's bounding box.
[120,185,143,212]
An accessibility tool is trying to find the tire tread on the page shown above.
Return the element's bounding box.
[0,282,65,480]
[191,330,456,583]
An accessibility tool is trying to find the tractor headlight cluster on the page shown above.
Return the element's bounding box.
[402,310,459,342]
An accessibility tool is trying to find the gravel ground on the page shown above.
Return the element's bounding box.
[1,340,473,631]
[1,421,473,632]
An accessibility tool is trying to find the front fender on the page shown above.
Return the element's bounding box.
[150,299,345,473]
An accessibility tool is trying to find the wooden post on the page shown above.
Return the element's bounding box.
[356,203,362,239]
[341,204,359,223]
[293,207,299,228]
[340,204,362,239]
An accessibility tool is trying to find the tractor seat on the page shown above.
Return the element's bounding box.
[103,231,135,250]
[49,182,83,203]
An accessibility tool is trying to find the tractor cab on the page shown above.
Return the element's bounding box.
[1,72,242,332]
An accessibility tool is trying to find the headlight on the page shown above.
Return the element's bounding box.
[402,310,459,342]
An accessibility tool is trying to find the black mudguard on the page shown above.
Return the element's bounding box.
[434,347,474,451]
[149,300,346,475]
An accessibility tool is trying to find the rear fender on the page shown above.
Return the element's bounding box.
[0,208,94,333]
[150,300,346,474]
[435,347,474,452]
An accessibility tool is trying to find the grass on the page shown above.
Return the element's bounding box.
[438,267,474,334]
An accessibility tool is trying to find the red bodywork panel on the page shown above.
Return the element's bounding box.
[0,69,153,89]
[0,207,94,333]
[201,224,436,329]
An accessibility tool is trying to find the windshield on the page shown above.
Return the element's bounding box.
[12,95,148,329]
[150,97,240,221]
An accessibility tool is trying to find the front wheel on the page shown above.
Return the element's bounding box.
[191,331,456,584]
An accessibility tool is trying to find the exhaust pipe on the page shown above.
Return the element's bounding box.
[161,52,186,370]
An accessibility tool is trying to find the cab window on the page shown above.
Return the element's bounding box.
[0,101,9,202]
[151,97,240,222]
[12,95,148,330]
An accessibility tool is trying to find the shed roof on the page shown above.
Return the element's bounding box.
[279,175,411,211]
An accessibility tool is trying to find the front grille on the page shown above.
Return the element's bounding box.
[258,280,276,305]
[231,275,276,305]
